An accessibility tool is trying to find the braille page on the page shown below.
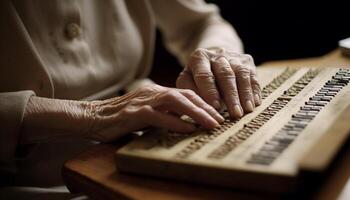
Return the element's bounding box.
[115,67,350,192]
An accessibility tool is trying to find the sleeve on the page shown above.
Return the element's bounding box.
[0,91,35,172]
[0,1,41,173]
[149,0,243,66]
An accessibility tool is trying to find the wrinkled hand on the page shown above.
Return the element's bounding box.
[84,85,223,142]
[177,47,261,119]
[23,85,224,143]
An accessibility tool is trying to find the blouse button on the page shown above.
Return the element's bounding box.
[65,23,81,39]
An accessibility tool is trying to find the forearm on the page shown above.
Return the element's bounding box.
[196,17,243,55]
[151,0,243,66]
[21,96,91,144]
[20,82,226,145]
[179,16,244,66]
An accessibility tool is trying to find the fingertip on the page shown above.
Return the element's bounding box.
[217,114,225,123]
[244,100,254,113]
[207,107,224,124]
[231,104,243,119]
[212,120,220,129]
[204,116,220,129]
[254,93,261,106]
[211,107,225,123]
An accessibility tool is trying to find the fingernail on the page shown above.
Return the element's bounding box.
[213,119,220,128]
[213,100,221,110]
[233,105,243,118]
[208,118,220,129]
[216,114,225,123]
[254,94,261,106]
[245,100,254,113]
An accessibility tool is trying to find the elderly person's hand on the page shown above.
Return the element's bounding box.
[23,84,224,143]
[176,47,261,119]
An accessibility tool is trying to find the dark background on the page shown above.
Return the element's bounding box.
[149,0,350,86]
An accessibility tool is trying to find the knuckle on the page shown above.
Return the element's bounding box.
[215,47,226,54]
[138,86,155,95]
[250,75,261,90]
[225,51,240,58]
[121,105,153,116]
[209,47,226,56]
[253,86,261,94]
[244,54,254,61]
[120,106,136,116]
[139,84,164,95]
[229,58,242,68]
[250,70,258,77]
[216,65,235,78]
[182,89,196,96]
[235,67,251,78]
[188,52,210,71]
[252,83,262,93]
[206,87,219,97]
[183,91,199,102]
[138,105,153,114]
[227,88,239,98]
[213,56,229,66]
[242,54,255,65]
[161,89,179,101]
[253,89,261,96]
[190,106,203,114]
[241,87,253,96]
[191,48,208,58]
[194,71,215,82]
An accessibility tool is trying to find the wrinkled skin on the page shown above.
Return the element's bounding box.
[83,85,225,142]
[23,48,261,143]
[23,85,223,143]
[177,47,261,118]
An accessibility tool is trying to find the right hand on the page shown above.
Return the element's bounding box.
[176,48,261,119]
[23,84,224,143]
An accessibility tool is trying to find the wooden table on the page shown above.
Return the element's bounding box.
[63,49,350,200]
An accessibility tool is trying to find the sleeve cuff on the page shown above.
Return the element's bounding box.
[0,90,35,172]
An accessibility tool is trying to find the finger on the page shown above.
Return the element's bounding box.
[178,89,224,123]
[98,106,197,141]
[212,57,243,119]
[141,109,197,133]
[250,68,262,106]
[176,69,200,94]
[188,48,221,109]
[230,59,255,113]
[158,90,220,129]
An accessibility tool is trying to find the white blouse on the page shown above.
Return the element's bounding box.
[0,0,242,198]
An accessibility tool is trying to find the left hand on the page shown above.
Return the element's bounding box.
[176,47,261,119]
